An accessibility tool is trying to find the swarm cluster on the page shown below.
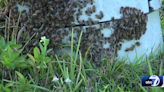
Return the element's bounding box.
[0,0,148,65]
[109,7,148,56]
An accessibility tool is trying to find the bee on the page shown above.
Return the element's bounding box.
[100,11,104,17]
[115,53,118,57]
[95,14,101,19]
[104,22,110,29]
[78,9,82,15]
[131,45,135,51]
[111,17,115,22]
[136,42,141,46]
[117,44,122,50]
[92,5,96,12]
[12,6,18,10]
[125,48,131,52]
[83,1,87,7]
[91,0,93,5]
[93,21,99,25]
[47,1,53,5]
[108,39,111,43]
[21,9,26,13]
[143,28,147,34]
[73,2,78,8]
[35,10,42,14]
[120,6,124,14]
[85,10,90,16]
[57,15,62,20]
[25,2,31,7]
[32,13,37,18]
[99,24,104,30]
[78,4,83,9]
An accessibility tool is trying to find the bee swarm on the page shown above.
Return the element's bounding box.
[0,0,148,65]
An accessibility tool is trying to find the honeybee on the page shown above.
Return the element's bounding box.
[83,1,87,7]
[115,53,118,57]
[93,21,99,25]
[12,6,18,10]
[92,5,96,12]
[111,17,115,22]
[32,13,37,18]
[136,42,141,46]
[91,0,94,5]
[120,6,124,14]
[100,11,104,17]
[143,28,147,34]
[78,9,82,15]
[78,4,83,9]
[35,10,42,14]
[125,48,131,52]
[100,24,104,30]
[21,9,26,13]
[95,14,101,19]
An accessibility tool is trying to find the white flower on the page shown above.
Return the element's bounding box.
[65,77,71,83]
[40,36,46,42]
[52,75,59,82]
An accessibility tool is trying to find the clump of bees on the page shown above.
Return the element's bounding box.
[0,0,148,65]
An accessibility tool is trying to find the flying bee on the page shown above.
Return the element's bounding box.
[92,5,96,12]
[136,42,141,46]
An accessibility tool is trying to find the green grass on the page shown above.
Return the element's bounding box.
[0,1,164,92]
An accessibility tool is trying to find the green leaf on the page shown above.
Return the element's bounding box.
[39,43,45,55]
[1,37,6,49]
[44,39,50,47]
[27,53,35,63]
[34,47,39,59]
[7,46,13,58]
[10,44,22,49]
[46,48,52,54]
[16,71,26,84]
[6,40,15,46]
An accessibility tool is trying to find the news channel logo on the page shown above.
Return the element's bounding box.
[142,75,164,87]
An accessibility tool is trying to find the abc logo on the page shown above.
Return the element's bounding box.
[145,75,160,86]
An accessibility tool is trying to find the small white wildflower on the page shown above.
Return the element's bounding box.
[65,77,71,83]
[40,36,46,42]
[52,75,59,82]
